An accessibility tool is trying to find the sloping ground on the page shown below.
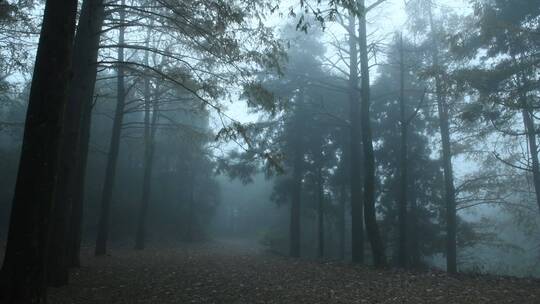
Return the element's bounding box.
[48,241,540,304]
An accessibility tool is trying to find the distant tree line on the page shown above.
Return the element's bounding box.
[0,0,539,303]
[0,0,281,302]
[223,0,540,275]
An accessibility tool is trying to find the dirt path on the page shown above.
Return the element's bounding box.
[48,240,540,303]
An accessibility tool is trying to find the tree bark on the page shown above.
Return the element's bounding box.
[47,0,105,284]
[0,0,78,302]
[289,152,302,257]
[348,11,364,265]
[409,182,421,267]
[438,94,457,274]
[338,183,346,260]
[135,25,157,250]
[358,0,386,268]
[68,96,92,267]
[317,165,325,259]
[397,34,408,268]
[95,0,126,256]
[522,108,540,211]
[187,167,196,242]
[289,90,304,258]
[428,5,457,274]
[518,70,540,213]
[68,0,106,268]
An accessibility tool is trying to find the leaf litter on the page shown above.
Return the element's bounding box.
[48,241,540,304]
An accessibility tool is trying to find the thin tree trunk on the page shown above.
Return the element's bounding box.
[397,34,408,268]
[428,5,457,274]
[519,71,540,212]
[0,1,78,302]
[358,0,386,268]
[409,182,421,267]
[317,165,324,259]
[135,25,157,250]
[187,169,195,242]
[289,90,304,258]
[438,95,457,274]
[348,11,364,265]
[338,183,346,260]
[134,81,155,249]
[95,0,126,256]
[290,139,302,258]
[47,0,105,284]
[522,108,540,211]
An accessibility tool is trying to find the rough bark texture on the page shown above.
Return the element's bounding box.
[47,0,105,285]
[348,11,364,265]
[358,0,386,268]
[0,1,78,302]
[95,1,126,256]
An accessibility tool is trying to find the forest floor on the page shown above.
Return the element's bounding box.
[48,239,540,304]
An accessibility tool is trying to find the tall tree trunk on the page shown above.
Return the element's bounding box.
[397,34,409,268]
[289,91,304,258]
[135,26,157,250]
[519,71,540,212]
[438,94,457,274]
[187,166,196,242]
[47,0,105,285]
[317,165,324,259]
[338,183,346,260]
[68,98,92,267]
[67,0,106,269]
[95,0,126,256]
[358,0,386,268]
[290,138,302,258]
[409,182,421,267]
[522,108,540,211]
[348,11,364,264]
[0,1,78,302]
[428,5,457,274]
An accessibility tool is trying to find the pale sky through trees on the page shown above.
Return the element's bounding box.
[221,0,470,125]
[2,1,540,302]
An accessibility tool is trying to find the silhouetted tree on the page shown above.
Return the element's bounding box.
[47,0,106,285]
[358,0,387,267]
[0,1,78,302]
[95,0,127,256]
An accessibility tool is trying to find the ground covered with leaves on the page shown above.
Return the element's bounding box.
[48,240,540,303]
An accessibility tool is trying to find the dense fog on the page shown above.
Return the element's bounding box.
[1,0,540,303]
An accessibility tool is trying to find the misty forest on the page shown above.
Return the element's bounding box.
[1,0,540,303]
